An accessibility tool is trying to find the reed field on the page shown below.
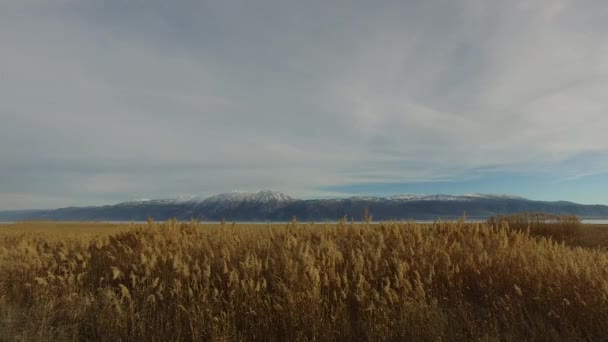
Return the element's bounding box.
[1,216,608,341]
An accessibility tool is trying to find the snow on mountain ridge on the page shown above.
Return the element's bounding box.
[202,190,294,204]
[346,194,528,202]
[118,192,527,206]
[463,193,527,200]
[118,191,293,207]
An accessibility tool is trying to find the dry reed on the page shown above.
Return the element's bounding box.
[1,217,608,341]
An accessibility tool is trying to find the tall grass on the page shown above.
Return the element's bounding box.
[1,218,608,341]
[488,213,608,249]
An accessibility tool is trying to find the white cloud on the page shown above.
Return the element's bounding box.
[1,0,608,209]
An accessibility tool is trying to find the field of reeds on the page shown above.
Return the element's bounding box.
[1,216,608,341]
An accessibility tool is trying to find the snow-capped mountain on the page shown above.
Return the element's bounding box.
[117,191,293,208]
[348,194,527,202]
[114,192,524,207]
[202,190,294,205]
[463,193,527,200]
[3,191,608,221]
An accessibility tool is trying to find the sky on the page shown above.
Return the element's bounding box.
[2,0,608,210]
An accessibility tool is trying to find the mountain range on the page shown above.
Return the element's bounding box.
[2,190,608,222]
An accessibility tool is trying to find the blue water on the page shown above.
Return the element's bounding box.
[582,219,608,224]
[3,219,608,225]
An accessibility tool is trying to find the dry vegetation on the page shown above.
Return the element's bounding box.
[1,217,608,341]
[488,213,608,249]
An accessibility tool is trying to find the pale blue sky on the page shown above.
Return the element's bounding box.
[1,0,608,209]
[323,172,608,205]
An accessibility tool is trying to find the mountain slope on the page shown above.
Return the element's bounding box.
[2,191,608,221]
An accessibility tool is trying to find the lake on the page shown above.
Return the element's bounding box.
[2,219,608,225]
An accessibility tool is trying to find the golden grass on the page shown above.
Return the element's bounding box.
[488,213,608,249]
[1,218,608,341]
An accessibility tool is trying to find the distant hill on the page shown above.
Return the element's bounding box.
[2,190,608,222]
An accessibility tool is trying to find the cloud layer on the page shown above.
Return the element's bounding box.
[2,0,608,209]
